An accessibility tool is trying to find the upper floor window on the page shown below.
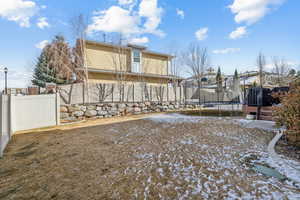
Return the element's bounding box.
[133,50,141,63]
[132,49,141,73]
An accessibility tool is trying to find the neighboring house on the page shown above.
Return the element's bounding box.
[184,69,220,89]
[78,40,182,86]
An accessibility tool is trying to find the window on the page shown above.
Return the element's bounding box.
[132,49,141,73]
[168,60,172,75]
[133,50,141,63]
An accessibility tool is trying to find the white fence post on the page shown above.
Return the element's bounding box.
[10,95,16,134]
[56,93,60,126]
[0,95,10,157]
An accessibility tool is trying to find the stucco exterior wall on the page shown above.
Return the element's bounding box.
[85,42,169,75]
[85,43,131,71]
[87,72,169,86]
[142,53,168,75]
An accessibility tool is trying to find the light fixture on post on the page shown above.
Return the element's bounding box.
[4,67,8,95]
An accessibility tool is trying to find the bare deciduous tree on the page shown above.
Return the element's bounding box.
[272,57,290,86]
[257,52,266,88]
[168,51,182,103]
[138,57,150,102]
[45,35,75,83]
[111,34,129,102]
[95,83,114,102]
[256,52,266,120]
[70,14,89,102]
[183,43,209,104]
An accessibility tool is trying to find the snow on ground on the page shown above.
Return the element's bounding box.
[235,119,278,132]
[147,113,222,123]
[234,118,300,186]
[103,115,300,199]
[3,113,300,199]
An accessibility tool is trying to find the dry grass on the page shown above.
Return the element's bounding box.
[0,114,298,199]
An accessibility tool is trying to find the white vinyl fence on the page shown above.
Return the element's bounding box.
[0,95,10,156]
[0,94,60,156]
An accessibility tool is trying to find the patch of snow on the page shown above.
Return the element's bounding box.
[265,154,300,186]
[134,153,154,160]
[235,119,278,132]
[146,113,212,123]
[180,138,194,145]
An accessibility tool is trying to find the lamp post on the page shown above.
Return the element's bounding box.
[4,67,8,95]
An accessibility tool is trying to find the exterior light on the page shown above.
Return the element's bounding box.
[4,67,8,95]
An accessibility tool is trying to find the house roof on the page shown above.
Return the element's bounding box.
[85,40,174,58]
[78,67,184,80]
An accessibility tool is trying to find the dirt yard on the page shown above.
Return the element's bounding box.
[1,114,299,199]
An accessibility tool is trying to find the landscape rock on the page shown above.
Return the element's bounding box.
[79,106,87,112]
[73,111,84,117]
[61,102,196,122]
[133,107,141,112]
[96,106,102,111]
[109,111,119,116]
[132,103,139,107]
[60,112,69,119]
[85,110,97,117]
[118,103,126,109]
[60,106,68,113]
[86,105,96,110]
[98,110,108,116]
[68,105,80,112]
[126,107,133,113]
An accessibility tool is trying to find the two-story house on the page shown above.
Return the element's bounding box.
[78,40,182,86]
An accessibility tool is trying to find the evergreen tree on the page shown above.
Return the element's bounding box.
[234,69,239,80]
[32,50,57,87]
[288,69,296,76]
[32,34,76,87]
[216,67,222,92]
[253,81,257,87]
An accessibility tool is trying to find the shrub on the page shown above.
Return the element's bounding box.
[274,79,300,146]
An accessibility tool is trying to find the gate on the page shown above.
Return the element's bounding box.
[0,94,60,156]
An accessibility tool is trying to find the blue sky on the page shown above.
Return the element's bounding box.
[0,0,299,88]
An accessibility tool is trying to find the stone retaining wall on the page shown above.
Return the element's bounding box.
[60,102,199,122]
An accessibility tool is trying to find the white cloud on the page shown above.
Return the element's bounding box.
[129,36,149,45]
[195,27,208,41]
[0,0,39,27]
[213,48,241,54]
[37,17,49,29]
[88,0,165,38]
[229,0,285,25]
[176,9,184,19]
[229,26,247,39]
[118,0,135,6]
[88,6,140,36]
[35,40,49,49]
[139,0,164,37]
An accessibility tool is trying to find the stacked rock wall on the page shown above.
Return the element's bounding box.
[60,102,199,121]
